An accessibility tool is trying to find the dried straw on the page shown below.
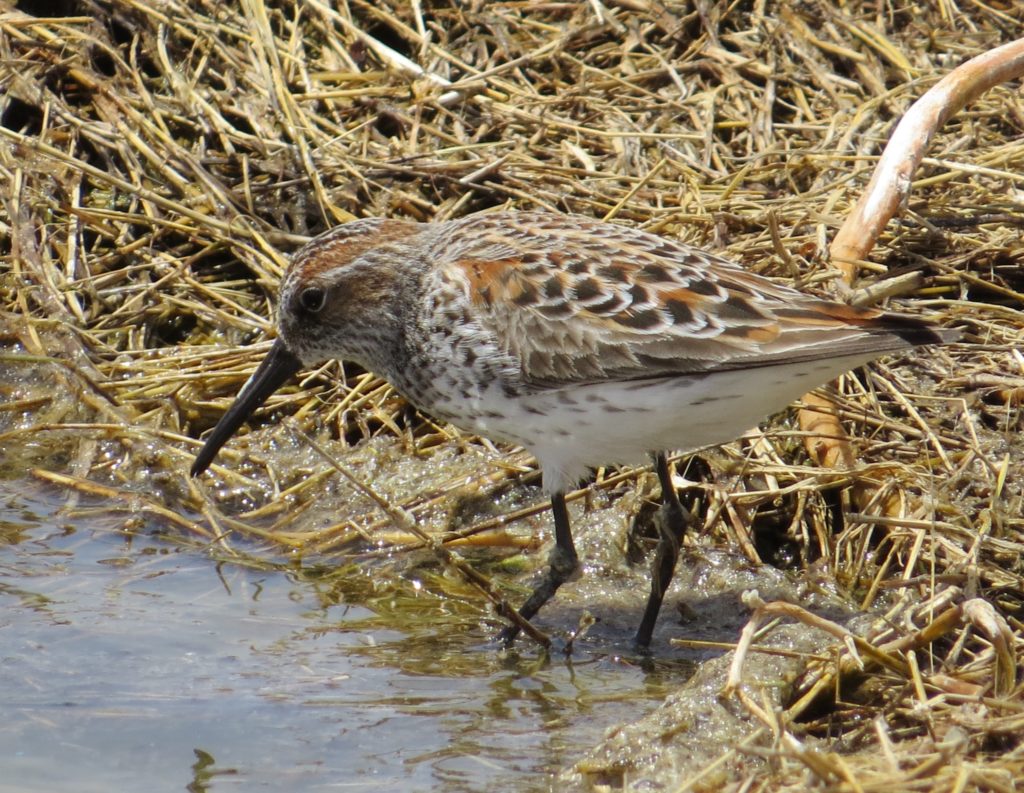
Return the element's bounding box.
[2,1,1023,788]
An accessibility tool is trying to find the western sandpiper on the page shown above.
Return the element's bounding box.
[191,212,957,650]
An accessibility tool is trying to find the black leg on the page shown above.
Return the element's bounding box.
[635,452,689,652]
[498,491,579,647]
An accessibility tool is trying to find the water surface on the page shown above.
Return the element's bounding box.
[0,479,683,792]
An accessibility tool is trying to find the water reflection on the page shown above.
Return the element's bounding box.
[0,480,686,792]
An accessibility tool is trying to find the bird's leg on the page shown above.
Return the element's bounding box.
[634,452,690,652]
[498,491,579,648]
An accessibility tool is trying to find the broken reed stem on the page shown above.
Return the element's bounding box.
[284,420,552,648]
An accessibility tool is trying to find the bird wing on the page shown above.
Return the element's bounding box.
[434,213,923,389]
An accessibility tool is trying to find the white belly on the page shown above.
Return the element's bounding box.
[443,353,878,493]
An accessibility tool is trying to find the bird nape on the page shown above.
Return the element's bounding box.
[190,211,958,652]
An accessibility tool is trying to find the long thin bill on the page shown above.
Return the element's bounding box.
[190,339,304,476]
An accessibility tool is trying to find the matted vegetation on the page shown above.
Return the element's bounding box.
[2,1,1023,789]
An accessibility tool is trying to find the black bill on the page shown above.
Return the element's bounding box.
[190,339,304,476]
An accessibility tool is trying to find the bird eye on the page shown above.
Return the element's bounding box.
[299,286,326,313]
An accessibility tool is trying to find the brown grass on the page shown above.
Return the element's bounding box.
[2,1,1023,789]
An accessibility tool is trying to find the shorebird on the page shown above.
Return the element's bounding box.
[191,212,956,650]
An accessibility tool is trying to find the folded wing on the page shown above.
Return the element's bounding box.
[436,213,949,389]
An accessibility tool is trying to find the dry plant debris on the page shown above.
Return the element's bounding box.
[2,1,1024,789]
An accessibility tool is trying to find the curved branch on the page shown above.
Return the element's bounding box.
[803,38,1024,495]
[831,37,1024,285]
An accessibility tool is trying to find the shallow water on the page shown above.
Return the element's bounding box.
[0,478,687,793]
